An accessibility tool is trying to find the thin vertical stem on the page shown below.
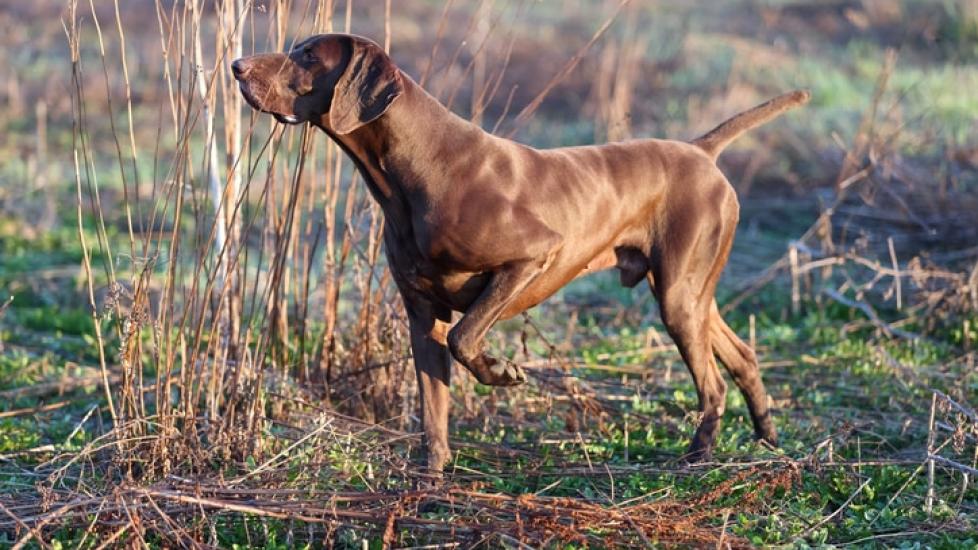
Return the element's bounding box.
[926,391,937,516]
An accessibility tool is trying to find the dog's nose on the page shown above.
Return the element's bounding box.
[231,59,247,79]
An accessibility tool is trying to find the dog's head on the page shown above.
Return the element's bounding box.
[231,34,403,134]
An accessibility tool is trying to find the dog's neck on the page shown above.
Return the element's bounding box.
[316,72,492,234]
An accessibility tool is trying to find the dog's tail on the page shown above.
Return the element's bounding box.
[692,90,810,160]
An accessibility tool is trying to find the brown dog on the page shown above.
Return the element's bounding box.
[232,33,808,472]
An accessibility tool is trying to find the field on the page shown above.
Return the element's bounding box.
[1,0,978,547]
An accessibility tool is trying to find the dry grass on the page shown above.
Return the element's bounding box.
[0,400,806,547]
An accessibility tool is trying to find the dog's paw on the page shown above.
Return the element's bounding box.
[681,440,715,464]
[413,470,445,490]
[755,417,779,448]
[467,354,527,386]
[482,356,526,386]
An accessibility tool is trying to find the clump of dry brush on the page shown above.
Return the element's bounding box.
[65,0,420,479]
[725,49,978,339]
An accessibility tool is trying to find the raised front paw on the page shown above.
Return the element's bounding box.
[488,357,527,386]
[472,354,526,387]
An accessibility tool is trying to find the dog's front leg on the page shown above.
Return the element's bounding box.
[447,237,561,386]
[404,298,454,475]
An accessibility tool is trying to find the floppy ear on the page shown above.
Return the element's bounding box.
[329,37,404,135]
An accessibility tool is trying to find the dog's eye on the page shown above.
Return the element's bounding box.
[303,48,316,63]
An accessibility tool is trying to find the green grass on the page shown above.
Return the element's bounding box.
[444,304,978,546]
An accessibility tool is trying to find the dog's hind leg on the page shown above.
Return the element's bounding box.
[654,280,728,462]
[710,301,777,446]
[647,179,740,462]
